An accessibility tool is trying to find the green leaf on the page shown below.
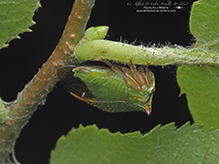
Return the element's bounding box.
[50,123,219,164]
[176,0,219,131]
[177,65,219,131]
[0,0,41,49]
[0,98,9,123]
[190,0,219,52]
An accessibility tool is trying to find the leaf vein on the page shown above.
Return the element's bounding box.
[202,133,215,164]
[171,129,193,164]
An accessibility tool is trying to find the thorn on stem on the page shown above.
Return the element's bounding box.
[77,16,81,20]
[70,34,75,39]
[53,62,58,68]
[59,63,63,67]
[26,102,31,106]
[5,120,12,126]
[65,42,74,52]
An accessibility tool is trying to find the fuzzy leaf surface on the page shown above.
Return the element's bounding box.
[177,65,219,131]
[190,0,219,52]
[177,0,219,130]
[0,0,40,49]
[50,123,219,164]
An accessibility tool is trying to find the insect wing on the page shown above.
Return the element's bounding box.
[57,66,94,98]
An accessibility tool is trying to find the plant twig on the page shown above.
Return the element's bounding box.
[74,40,219,66]
[0,0,95,163]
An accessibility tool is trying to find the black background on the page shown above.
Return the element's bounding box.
[0,0,195,163]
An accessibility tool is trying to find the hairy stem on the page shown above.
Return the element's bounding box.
[0,0,95,163]
[74,40,219,66]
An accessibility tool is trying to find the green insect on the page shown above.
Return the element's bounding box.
[57,59,155,115]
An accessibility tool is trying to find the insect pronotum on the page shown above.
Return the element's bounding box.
[57,59,155,115]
